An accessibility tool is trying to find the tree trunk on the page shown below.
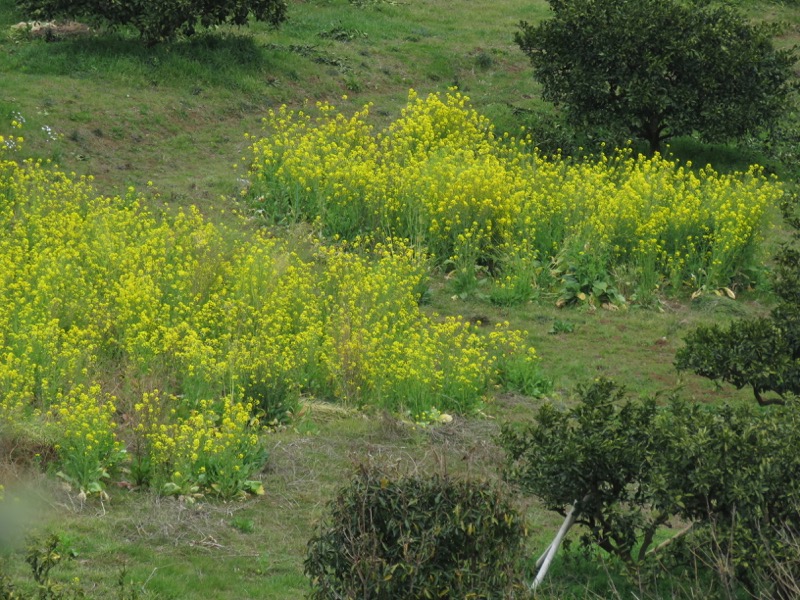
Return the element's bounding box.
[648,134,661,155]
[643,114,663,154]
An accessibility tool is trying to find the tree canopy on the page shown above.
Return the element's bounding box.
[16,0,288,44]
[516,0,797,153]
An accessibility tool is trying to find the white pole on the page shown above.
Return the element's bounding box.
[534,542,552,569]
[531,500,579,591]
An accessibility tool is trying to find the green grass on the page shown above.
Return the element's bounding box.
[0,0,551,201]
[0,0,798,597]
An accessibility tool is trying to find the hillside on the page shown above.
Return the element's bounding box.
[1,0,799,597]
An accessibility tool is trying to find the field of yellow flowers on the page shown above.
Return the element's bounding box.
[0,124,540,498]
[247,90,784,305]
[0,88,788,502]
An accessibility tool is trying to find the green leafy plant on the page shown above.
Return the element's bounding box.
[500,378,800,596]
[516,0,797,153]
[305,466,527,599]
[548,319,574,335]
[230,516,256,534]
[15,0,287,44]
[552,250,626,308]
[650,398,800,598]
[489,248,543,306]
[501,379,666,568]
[16,534,83,600]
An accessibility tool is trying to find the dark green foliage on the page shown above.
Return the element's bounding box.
[676,196,800,405]
[515,0,796,153]
[652,399,800,597]
[500,379,667,566]
[305,467,527,599]
[500,379,800,596]
[15,0,287,44]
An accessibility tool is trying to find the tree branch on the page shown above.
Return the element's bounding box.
[754,388,786,407]
[645,522,696,558]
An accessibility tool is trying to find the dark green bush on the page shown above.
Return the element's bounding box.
[649,398,800,598]
[500,379,666,567]
[305,467,527,599]
[15,0,287,44]
[500,378,800,597]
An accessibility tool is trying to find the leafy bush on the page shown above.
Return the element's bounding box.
[652,399,800,597]
[516,0,796,153]
[500,379,800,596]
[676,195,800,405]
[500,379,665,567]
[15,0,287,44]
[305,467,527,599]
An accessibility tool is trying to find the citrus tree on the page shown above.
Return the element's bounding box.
[516,0,796,153]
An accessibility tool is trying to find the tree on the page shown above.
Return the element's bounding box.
[515,0,796,153]
[500,380,668,570]
[500,378,800,596]
[676,194,800,405]
[16,0,287,44]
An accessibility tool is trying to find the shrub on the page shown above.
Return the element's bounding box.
[500,378,800,596]
[652,398,800,597]
[500,379,666,567]
[305,467,527,599]
[15,0,287,44]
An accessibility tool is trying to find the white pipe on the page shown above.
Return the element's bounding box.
[531,501,579,591]
[535,542,552,569]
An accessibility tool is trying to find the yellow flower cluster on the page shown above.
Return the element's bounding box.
[315,238,503,412]
[247,90,784,294]
[134,391,264,497]
[49,384,125,493]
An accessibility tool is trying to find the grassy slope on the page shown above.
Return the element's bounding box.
[0,0,548,203]
[0,0,798,597]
